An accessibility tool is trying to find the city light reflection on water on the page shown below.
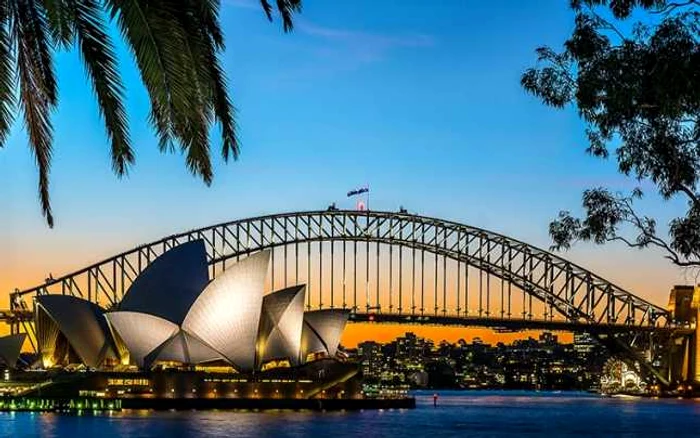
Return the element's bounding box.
[3,391,700,437]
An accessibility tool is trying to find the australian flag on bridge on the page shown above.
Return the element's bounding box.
[347,186,369,197]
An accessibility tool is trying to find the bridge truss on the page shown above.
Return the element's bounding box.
[10,209,671,334]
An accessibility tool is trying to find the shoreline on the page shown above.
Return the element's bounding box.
[0,396,416,412]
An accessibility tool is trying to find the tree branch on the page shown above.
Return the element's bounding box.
[652,1,700,15]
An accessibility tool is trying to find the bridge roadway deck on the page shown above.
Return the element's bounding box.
[348,312,691,336]
[0,309,688,336]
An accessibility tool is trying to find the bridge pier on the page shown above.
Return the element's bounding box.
[667,286,700,384]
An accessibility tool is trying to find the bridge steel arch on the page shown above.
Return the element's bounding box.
[10,210,670,335]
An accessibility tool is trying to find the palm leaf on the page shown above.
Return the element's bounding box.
[108,0,225,184]
[42,0,74,46]
[69,0,133,175]
[2,0,301,227]
[170,2,214,183]
[0,4,16,146]
[210,56,238,161]
[260,0,301,32]
[12,0,56,226]
[106,0,178,151]
[196,0,224,49]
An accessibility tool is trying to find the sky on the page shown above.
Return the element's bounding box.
[0,0,693,346]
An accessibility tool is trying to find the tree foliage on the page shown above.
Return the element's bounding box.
[2,0,302,227]
[522,0,700,267]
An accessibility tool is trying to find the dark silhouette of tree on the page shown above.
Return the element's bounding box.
[522,0,700,267]
[2,0,301,227]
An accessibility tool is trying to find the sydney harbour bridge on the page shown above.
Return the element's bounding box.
[5,209,696,387]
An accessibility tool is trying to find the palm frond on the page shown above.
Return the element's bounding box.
[260,0,273,22]
[12,0,56,226]
[196,0,224,49]
[170,1,216,183]
[106,0,180,152]
[210,56,238,161]
[13,0,57,105]
[42,0,74,47]
[69,0,133,175]
[260,0,301,32]
[276,0,302,32]
[2,0,301,227]
[108,0,214,182]
[0,4,17,146]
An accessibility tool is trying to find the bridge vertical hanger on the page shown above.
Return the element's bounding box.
[412,226,416,315]
[330,241,334,309]
[434,250,438,316]
[443,253,447,316]
[307,240,311,311]
[295,241,299,286]
[508,245,513,318]
[465,251,470,317]
[389,242,394,313]
[457,229,461,317]
[528,256,534,319]
[486,240,491,317]
[399,245,403,314]
[365,240,370,312]
[331,240,335,309]
[479,238,484,317]
[342,239,346,309]
[421,244,425,315]
[376,241,380,312]
[353,240,357,313]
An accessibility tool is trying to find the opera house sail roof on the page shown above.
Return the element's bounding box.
[105,311,180,368]
[182,250,270,371]
[144,330,223,367]
[301,310,350,360]
[0,334,26,368]
[37,240,349,372]
[36,295,120,368]
[257,285,306,367]
[118,240,209,324]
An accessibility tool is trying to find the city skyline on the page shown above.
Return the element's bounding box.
[1,1,692,346]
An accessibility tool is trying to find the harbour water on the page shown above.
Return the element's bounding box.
[2,391,700,437]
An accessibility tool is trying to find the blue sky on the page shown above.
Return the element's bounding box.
[0,0,690,303]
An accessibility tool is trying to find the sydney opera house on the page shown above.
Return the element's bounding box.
[0,242,415,409]
[33,241,349,373]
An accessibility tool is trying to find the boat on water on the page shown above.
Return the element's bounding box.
[609,393,642,399]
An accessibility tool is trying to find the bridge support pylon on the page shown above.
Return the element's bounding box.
[667,285,700,384]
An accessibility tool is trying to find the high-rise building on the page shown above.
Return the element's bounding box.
[539,332,558,345]
[573,332,597,356]
[358,341,383,379]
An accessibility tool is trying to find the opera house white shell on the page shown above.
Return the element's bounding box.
[181,250,269,371]
[105,311,180,368]
[301,310,350,361]
[36,240,349,372]
[0,334,26,368]
[257,285,306,367]
[36,295,120,368]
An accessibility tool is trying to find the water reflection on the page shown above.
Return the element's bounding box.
[2,391,700,437]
